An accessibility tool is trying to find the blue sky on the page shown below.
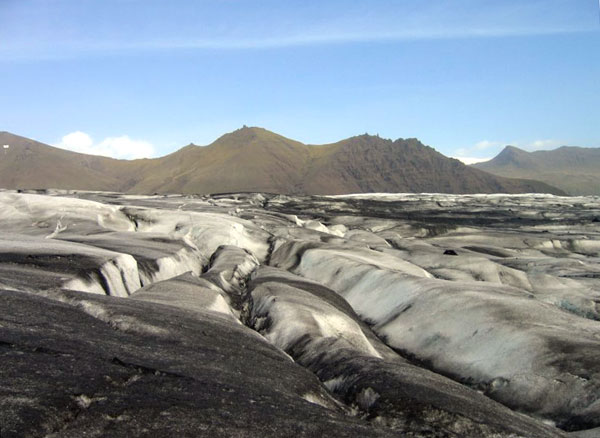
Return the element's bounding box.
[1,0,598,161]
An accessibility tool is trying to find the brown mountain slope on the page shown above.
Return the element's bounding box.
[0,128,565,195]
[0,132,166,192]
[0,132,123,191]
[128,127,311,194]
[473,146,600,195]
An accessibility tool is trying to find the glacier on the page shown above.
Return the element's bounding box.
[1,189,599,437]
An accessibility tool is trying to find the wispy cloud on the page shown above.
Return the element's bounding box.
[57,131,155,159]
[474,140,504,151]
[0,0,596,60]
[2,27,591,59]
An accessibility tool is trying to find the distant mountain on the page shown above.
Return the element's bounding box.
[0,128,564,195]
[474,145,600,195]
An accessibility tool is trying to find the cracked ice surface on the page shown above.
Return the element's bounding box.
[267,193,600,430]
[1,189,600,436]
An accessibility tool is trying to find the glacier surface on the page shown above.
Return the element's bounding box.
[1,189,599,437]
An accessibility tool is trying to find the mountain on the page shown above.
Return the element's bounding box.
[0,128,565,195]
[474,145,600,195]
[297,135,563,195]
[0,131,123,191]
[125,127,311,194]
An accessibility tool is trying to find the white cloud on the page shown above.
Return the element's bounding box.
[452,156,492,165]
[57,131,155,159]
[474,140,503,150]
[523,139,563,151]
[60,131,93,151]
[452,140,504,164]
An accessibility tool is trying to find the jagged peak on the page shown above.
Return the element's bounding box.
[394,137,426,146]
[235,125,263,133]
[341,133,393,145]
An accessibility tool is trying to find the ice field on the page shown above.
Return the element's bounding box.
[1,190,599,437]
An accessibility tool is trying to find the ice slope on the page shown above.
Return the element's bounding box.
[0,191,134,237]
[56,232,204,286]
[376,238,600,320]
[130,272,239,322]
[270,240,600,429]
[0,233,140,296]
[248,267,567,437]
[118,207,270,262]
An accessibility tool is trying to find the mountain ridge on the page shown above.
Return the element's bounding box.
[474,145,600,195]
[0,128,565,195]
